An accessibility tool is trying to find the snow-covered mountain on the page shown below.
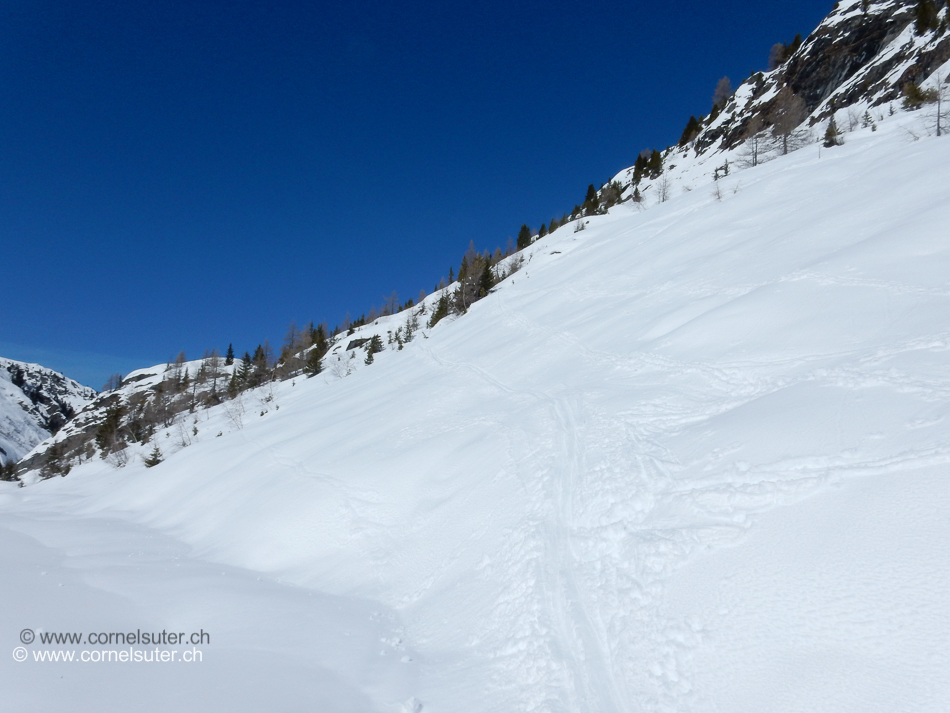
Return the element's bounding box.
[3,1,950,711]
[609,0,950,201]
[0,358,96,468]
[6,98,950,713]
[13,357,238,477]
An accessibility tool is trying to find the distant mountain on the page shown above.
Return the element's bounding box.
[0,358,96,467]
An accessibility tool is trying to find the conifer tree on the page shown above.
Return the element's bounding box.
[478,262,494,298]
[823,116,842,147]
[364,335,384,364]
[915,0,938,34]
[429,294,450,327]
[144,446,163,468]
[0,460,18,482]
[237,352,252,385]
[678,116,702,146]
[517,224,532,250]
[305,348,323,376]
[647,150,663,178]
[224,344,235,366]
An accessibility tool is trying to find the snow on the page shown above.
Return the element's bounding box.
[3,109,950,710]
[0,377,48,465]
[0,358,96,465]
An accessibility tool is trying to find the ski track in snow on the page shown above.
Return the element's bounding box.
[3,110,950,712]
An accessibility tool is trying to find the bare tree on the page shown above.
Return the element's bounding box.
[768,43,787,70]
[207,348,222,401]
[282,321,300,356]
[925,72,949,137]
[224,392,245,430]
[384,291,400,315]
[845,107,861,132]
[738,114,768,167]
[102,373,123,392]
[770,87,808,155]
[712,77,733,110]
[656,172,671,203]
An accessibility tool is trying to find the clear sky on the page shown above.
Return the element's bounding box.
[1,0,834,389]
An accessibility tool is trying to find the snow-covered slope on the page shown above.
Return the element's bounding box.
[2,107,949,712]
[0,358,96,466]
[610,0,950,204]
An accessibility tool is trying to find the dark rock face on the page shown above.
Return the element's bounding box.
[0,359,97,475]
[4,362,93,435]
[784,5,913,109]
[692,0,949,153]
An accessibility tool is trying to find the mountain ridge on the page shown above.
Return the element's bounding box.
[9,0,950,483]
[0,358,97,470]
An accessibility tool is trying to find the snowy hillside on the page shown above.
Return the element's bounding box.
[2,99,949,713]
[612,0,950,203]
[0,358,96,467]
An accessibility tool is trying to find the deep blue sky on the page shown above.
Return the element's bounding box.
[1,0,833,388]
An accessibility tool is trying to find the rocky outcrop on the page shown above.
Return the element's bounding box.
[0,358,97,468]
[694,0,949,153]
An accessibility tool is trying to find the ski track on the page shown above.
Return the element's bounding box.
[4,105,950,712]
[425,255,950,711]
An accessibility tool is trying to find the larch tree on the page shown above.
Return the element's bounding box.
[770,87,808,155]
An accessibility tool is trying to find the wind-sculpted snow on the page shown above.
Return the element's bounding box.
[3,115,950,711]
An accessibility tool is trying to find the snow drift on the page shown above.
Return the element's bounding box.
[2,102,949,713]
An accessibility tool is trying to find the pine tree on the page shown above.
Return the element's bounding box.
[823,116,842,147]
[305,348,323,376]
[429,294,450,327]
[238,352,252,385]
[678,115,702,146]
[225,343,234,366]
[632,153,648,183]
[517,224,532,250]
[144,446,163,468]
[914,0,938,34]
[0,460,18,482]
[538,223,548,238]
[95,404,126,455]
[647,150,663,178]
[364,335,384,364]
[901,81,938,110]
[478,261,494,297]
